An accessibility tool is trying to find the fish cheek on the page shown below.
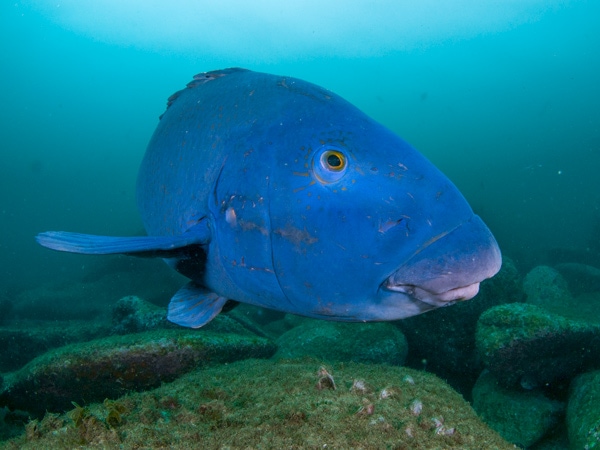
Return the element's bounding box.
[270,189,391,308]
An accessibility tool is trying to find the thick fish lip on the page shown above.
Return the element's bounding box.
[384,214,501,307]
[384,280,481,307]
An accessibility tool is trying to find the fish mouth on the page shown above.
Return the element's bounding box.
[383,214,501,309]
[384,280,481,307]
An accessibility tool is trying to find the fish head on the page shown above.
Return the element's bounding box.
[267,99,501,321]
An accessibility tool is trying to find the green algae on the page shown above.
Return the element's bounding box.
[476,303,600,387]
[275,320,408,365]
[0,330,276,417]
[1,358,513,449]
[567,370,600,449]
[0,320,111,372]
[472,371,563,447]
[476,303,599,356]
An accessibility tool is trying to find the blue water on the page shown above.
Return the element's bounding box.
[1,1,599,293]
[1,2,600,448]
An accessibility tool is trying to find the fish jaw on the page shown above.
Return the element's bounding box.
[384,280,481,307]
[384,214,502,309]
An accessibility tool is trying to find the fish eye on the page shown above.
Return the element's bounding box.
[312,147,348,183]
[322,150,345,171]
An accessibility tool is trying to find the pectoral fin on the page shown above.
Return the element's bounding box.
[167,281,228,328]
[35,220,210,258]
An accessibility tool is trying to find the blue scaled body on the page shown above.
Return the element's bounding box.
[37,68,502,328]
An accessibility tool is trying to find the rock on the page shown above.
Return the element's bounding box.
[567,291,600,326]
[0,407,28,442]
[224,307,277,339]
[0,330,276,417]
[229,303,286,328]
[253,313,314,340]
[523,265,577,315]
[111,295,272,338]
[555,262,600,295]
[111,296,169,334]
[4,359,514,449]
[275,320,408,365]
[531,429,571,450]
[396,256,523,394]
[0,321,110,372]
[261,315,296,337]
[524,265,600,324]
[472,370,563,448]
[476,303,600,388]
[567,370,600,449]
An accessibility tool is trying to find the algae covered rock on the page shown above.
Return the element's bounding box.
[567,370,600,449]
[476,303,600,387]
[521,264,600,324]
[0,330,276,417]
[3,359,513,449]
[111,295,169,333]
[275,320,407,365]
[110,296,260,337]
[472,370,563,447]
[523,265,576,316]
[0,321,110,372]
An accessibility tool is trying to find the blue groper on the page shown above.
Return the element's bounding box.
[37,68,502,328]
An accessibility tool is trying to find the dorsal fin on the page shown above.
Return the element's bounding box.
[161,68,249,118]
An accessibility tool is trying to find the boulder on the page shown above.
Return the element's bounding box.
[0,321,110,372]
[0,330,276,417]
[275,320,407,366]
[523,265,576,316]
[111,295,272,338]
[5,359,514,449]
[472,370,563,447]
[111,296,169,334]
[567,370,600,449]
[476,303,600,388]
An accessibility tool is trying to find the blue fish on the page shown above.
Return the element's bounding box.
[37,68,501,328]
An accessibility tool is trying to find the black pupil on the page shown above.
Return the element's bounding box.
[327,153,342,168]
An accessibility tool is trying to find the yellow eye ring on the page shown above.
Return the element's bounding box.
[312,146,348,184]
[320,150,346,172]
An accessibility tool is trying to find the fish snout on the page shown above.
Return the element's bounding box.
[386,215,502,307]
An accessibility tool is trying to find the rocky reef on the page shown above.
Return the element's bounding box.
[567,370,600,449]
[470,263,600,448]
[2,254,600,448]
[274,320,408,365]
[1,359,512,449]
[0,329,276,417]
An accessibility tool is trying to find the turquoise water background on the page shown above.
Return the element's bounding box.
[1,0,599,291]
